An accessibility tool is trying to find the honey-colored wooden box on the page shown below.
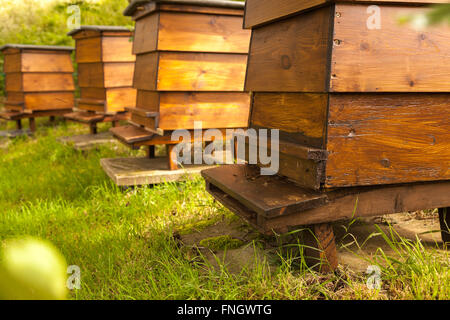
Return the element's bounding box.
[122,0,251,134]
[241,0,450,190]
[1,44,75,113]
[68,26,136,114]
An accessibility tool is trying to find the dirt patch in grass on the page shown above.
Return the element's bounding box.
[177,211,445,274]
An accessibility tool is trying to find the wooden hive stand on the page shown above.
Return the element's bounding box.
[64,26,136,135]
[103,0,251,186]
[0,44,75,132]
[202,0,450,272]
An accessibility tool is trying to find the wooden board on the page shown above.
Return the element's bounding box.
[245,6,331,92]
[251,93,328,148]
[158,92,250,130]
[157,52,247,91]
[136,90,160,111]
[22,73,74,92]
[243,0,450,29]
[103,62,135,88]
[134,52,247,91]
[5,73,22,92]
[330,4,450,92]
[102,36,135,62]
[132,12,159,55]
[106,87,137,113]
[24,92,75,111]
[156,11,250,53]
[100,157,216,186]
[76,37,102,63]
[325,93,450,187]
[244,0,326,29]
[78,63,104,88]
[203,164,450,233]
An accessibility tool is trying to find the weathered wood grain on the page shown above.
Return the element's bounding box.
[244,0,450,29]
[106,87,137,113]
[24,92,75,111]
[102,36,135,62]
[158,92,250,130]
[21,52,74,72]
[133,13,159,54]
[326,93,450,187]
[133,52,159,91]
[251,93,328,148]
[245,7,331,92]
[157,11,250,53]
[157,52,247,91]
[22,73,75,92]
[331,4,450,92]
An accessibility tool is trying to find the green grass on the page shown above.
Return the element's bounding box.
[0,119,448,300]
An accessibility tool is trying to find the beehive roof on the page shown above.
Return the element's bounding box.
[0,44,74,52]
[124,0,245,16]
[67,25,133,36]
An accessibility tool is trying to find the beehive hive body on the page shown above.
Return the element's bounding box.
[243,0,450,190]
[1,45,75,112]
[69,26,137,114]
[123,0,251,133]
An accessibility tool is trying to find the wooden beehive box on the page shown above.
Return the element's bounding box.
[68,26,137,114]
[122,0,251,134]
[243,0,450,190]
[0,44,75,112]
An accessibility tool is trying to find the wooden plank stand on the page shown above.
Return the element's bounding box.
[202,0,450,272]
[203,165,450,272]
[0,44,76,132]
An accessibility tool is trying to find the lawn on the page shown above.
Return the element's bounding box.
[0,118,448,300]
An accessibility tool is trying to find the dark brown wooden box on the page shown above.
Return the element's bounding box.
[68,26,137,114]
[242,0,450,190]
[0,44,75,112]
[122,0,251,134]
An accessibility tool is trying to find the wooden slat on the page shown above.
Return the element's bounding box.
[159,92,250,130]
[133,12,159,54]
[24,92,75,111]
[157,52,247,91]
[244,0,326,29]
[102,36,135,62]
[3,53,21,73]
[331,4,450,92]
[110,125,155,144]
[244,0,450,29]
[5,73,22,92]
[325,93,450,187]
[104,62,135,88]
[202,164,327,217]
[251,93,328,148]
[22,73,75,92]
[133,52,159,91]
[157,11,250,53]
[136,90,160,111]
[245,6,331,92]
[106,87,137,113]
[21,52,74,72]
[78,63,104,88]
[75,37,102,63]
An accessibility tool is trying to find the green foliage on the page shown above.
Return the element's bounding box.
[0,0,132,97]
[427,4,450,25]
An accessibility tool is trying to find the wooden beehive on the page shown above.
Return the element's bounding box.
[0,44,75,113]
[242,0,450,190]
[122,0,251,134]
[68,26,137,114]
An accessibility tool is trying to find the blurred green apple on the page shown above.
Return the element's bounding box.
[0,237,68,300]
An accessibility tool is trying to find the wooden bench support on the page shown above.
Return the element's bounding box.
[439,207,450,244]
[29,118,36,132]
[64,111,129,135]
[0,109,72,132]
[202,164,450,272]
[147,146,156,159]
